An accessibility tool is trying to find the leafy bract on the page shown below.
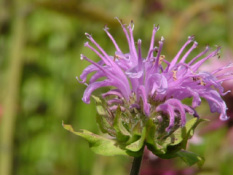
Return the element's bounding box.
[65,96,206,166]
[63,122,127,156]
[125,127,146,152]
[146,117,206,160]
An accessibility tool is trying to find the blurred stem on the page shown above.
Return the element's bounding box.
[36,0,118,27]
[0,1,26,175]
[0,0,9,32]
[130,150,144,175]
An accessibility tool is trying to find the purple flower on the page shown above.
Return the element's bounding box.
[78,18,231,132]
[200,49,233,95]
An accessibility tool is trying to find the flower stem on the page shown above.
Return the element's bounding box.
[130,154,144,175]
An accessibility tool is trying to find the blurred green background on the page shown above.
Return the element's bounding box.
[0,0,233,175]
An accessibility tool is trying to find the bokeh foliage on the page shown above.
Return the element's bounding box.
[0,0,233,175]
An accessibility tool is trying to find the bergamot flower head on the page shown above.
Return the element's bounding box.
[74,18,231,161]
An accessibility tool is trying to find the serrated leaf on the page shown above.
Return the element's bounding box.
[63,122,127,156]
[176,150,204,166]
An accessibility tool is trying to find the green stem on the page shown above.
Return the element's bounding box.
[130,154,144,175]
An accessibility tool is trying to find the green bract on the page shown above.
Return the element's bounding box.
[63,96,205,166]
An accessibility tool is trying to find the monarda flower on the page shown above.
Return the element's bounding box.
[64,19,231,166]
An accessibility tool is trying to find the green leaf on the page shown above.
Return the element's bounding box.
[145,118,156,145]
[162,118,205,149]
[146,118,206,159]
[63,122,127,156]
[176,150,204,167]
[93,95,115,135]
[145,118,167,155]
[125,127,146,152]
[113,107,131,137]
[170,118,203,146]
[132,119,143,136]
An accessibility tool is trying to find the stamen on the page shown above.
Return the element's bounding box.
[84,42,110,65]
[169,36,194,69]
[212,63,233,74]
[199,77,206,86]
[147,24,160,59]
[159,55,165,65]
[217,73,233,79]
[127,20,137,61]
[137,39,143,67]
[85,32,115,66]
[147,47,158,61]
[154,36,164,70]
[115,17,132,56]
[80,54,108,75]
[172,70,177,80]
[191,46,221,72]
[104,25,122,52]
[80,53,84,60]
[188,45,210,65]
[217,76,233,82]
[180,41,198,63]
[76,76,88,86]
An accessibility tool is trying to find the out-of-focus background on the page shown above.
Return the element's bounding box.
[0,0,233,175]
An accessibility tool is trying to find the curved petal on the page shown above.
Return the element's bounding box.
[82,80,113,103]
[79,60,104,82]
[102,89,124,99]
[156,103,175,132]
[164,99,186,127]
[200,90,228,120]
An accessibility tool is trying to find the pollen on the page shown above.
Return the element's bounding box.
[159,55,165,65]
[172,70,177,81]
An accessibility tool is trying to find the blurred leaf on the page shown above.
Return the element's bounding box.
[176,150,204,167]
